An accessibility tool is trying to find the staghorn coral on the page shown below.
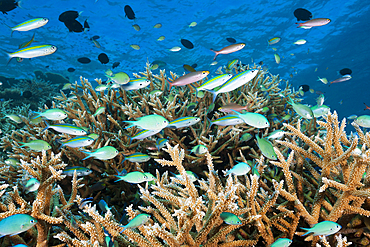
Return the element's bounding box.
[0,64,367,246]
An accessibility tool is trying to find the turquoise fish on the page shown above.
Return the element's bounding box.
[225,162,251,176]
[156,138,168,150]
[82,146,119,160]
[220,212,242,225]
[123,114,168,130]
[24,178,40,193]
[120,214,151,232]
[311,105,330,118]
[93,107,106,117]
[270,238,292,247]
[173,171,198,182]
[301,221,341,236]
[288,97,313,119]
[190,144,208,155]
[115,171,153,184]
[231,110,270,128]
[126,129,161,144]
[0,214,37,238]
[355,115,370,128]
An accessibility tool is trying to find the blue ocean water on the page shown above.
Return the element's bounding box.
[0,0,369,125]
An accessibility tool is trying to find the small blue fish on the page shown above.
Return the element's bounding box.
[270,238,292,247]
[120,214,151,232]
[123,152,150,163]
[156,138,168,150]
[167,116,201,129]
[98,199,111,213]
[301,221,341,236]
[0,214,37,238]
[24,178,40,193]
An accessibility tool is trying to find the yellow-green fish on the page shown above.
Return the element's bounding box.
[6,45,57,65]
[18,33,37,49]
[130,44,140,50]
[288,97,314,119]
[82,146,119,160]
[106,72,130,85]
[62,83,72,90]
[256,135,277,160]
[226,59,238,70]
[87,133,99,140]
[5,114,22,123]
[120,214,151,232]
[63,166,92,176]
[10,18,48,36]
[0,214,37,237]
[93,106,105,116]
[268,37,281,45]
[189,22,197,27]
[4,158,20,167]
[173,171,198,182]
[132,24,140,31]
[153,23,162,28]
[157,36,165,41]
[123,152,150,163]
[19,140,51,152]
[317,76,328,84]
[190,144,208,155]
[274,54,280,64]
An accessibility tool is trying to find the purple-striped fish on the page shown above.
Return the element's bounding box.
[296,18,331,29]
[167,71,209,91]
[210,43,245,60]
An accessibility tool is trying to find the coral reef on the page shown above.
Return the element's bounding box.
[0,64,367,246]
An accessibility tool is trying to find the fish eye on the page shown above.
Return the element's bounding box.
[30,219,35,223]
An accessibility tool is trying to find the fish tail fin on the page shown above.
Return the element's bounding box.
[81,155,91,161]
[210,49,218,60]
[300,227,311,236]
[206,117,213,129]
[41,120,50,132]
[189,84,199,97]
[206,89,218,103]
[166,79,173,92]
[295,22,302,28]
[17,0,23,9]
[31,111,41,119]
[125,134,133,145]
[120,226,127,233]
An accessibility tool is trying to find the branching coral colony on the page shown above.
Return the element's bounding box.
[0,63,367,246]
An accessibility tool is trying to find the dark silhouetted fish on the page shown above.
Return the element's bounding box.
[294,8,312,21]
[59,10,79,22]
[226,37,236,44]
[68,67,75,72]
[112,62,120,69]
[151,60,166,69]
[84,19,90,32]
[191,63,197,68]
[77,57,91,64]
[64,19,84,32]
[183,64,196,72]
[22,90,32,98]
[98,53,109,64]
[181,39,194,49]
[339,68,352,76]
[300,84,310,92]
[92,35,100,40]
[259,61,263,65]
[0,0,20,14]
[124,5,135,20]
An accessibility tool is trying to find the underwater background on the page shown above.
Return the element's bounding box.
[0,0,369,246]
